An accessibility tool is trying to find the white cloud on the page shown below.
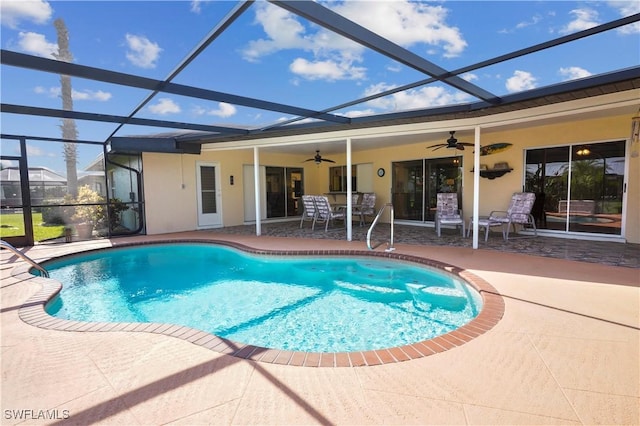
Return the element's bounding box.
[209,103,237,118]
[341,108,377,118]
[242,1,467,83]
[608,0,640,34]
[559,66,592,81]
[74,89,112,101]
[0,0,52,29]
[125,34,162,68]
[516,14,543,30]
[386,64,402,73]
[242,3,314,62]
[332,1,467,58]
[500,14,544,34]
[290,58,366,81]
[362,82,471,112]
[34,86,112,101]
[17,31,57,57]
[148,98,181,115]
[559,8,600,34]
[192,102,237,118]
[26,144,51,157]
[190,0,202,14]
[461,73,478,82]
[506,70,537,92]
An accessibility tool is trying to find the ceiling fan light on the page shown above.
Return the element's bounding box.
[577,147,591,156]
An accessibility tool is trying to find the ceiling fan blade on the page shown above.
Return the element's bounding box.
[456,145,465,151]
[426,143,446,150]
[321,158,336,163]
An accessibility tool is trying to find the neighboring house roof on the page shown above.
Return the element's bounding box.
[0,167,67,183]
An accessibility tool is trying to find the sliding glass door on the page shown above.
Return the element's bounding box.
[265,166,304,218]
[525,140,625,235]
[244,165,304,221]
[392,157,462,222]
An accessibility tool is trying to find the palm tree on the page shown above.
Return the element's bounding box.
[53,18,78,198]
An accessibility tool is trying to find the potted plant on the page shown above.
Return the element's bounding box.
[72,185,105,239]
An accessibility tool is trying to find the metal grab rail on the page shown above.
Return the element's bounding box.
[0,240,49,278]
[366,203,395,252]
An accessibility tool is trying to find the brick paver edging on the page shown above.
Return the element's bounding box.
[14,239,505,367]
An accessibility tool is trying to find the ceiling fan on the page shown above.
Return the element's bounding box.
[427,131,474,151]
[303,150,335,164]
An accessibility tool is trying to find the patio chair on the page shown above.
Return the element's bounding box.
[435,193,465,237]
[299,194,317,228]
[354,192,376,226]
[468,192,537,241]
[313,195,346,231]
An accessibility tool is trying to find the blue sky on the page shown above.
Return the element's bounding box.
[1,0,639,174]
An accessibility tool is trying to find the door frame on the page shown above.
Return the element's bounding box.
[196,161,223,228]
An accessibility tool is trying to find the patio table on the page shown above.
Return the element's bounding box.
[467,216,505,241]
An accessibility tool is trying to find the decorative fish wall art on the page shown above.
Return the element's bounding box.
[476,143,512,156]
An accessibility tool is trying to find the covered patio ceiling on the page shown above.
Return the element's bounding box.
[1,1,639,154]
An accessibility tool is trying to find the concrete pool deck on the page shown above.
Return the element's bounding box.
[1,232,638,425]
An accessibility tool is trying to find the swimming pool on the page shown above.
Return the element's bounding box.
[43,243,483,354]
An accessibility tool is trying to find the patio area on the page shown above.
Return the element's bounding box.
[208,221,640,268]
[1,230,638,425]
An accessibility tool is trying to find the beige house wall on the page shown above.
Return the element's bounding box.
[144,149,329,232]
[143,108,639,243]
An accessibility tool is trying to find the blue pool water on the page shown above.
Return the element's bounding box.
[44,244,482,353]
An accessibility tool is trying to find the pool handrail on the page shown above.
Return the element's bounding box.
[366,202,395,252]
[0,240,49,278]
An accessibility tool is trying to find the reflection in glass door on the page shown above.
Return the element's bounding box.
[392,160,423,220]
[525,141,625,235]
[286,168,303,217]
[265,166,304,219]
[266,166,285,218]
[392,157,462,222]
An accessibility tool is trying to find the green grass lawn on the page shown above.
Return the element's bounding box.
[0,212,66,242]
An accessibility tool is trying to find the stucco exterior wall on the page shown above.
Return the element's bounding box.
[143,153,198,234]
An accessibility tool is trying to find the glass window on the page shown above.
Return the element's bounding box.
[329,165,357,192]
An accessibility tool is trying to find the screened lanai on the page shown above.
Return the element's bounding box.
[1,1,639,246]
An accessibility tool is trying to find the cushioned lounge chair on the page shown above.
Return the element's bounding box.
[468,192,537,241]
[435,193,465,237]
[354,192,376,226]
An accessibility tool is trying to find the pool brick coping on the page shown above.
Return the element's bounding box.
[14,239,505,367]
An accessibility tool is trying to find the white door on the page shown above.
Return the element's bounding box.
[196,162,222,228]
